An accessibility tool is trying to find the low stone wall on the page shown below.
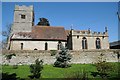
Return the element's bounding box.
[1,49,120,65]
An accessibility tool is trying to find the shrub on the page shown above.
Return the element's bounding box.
[29,59,43,79]
[91,53,113,79]
[2,73,19,80]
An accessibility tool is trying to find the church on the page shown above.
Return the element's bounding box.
[8,5,109,50]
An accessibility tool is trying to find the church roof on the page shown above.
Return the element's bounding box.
[65,30,71,36]
[11,26,67,41]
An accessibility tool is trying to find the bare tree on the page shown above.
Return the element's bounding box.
[117,2,120,21]
[1,24,12,49]
[0,41,2,50]
[117,12,120,22]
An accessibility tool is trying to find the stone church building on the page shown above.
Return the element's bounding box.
[8,5,109,50]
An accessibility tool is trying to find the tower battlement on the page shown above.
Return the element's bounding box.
[71,30,108,37]
[15,5,33,11]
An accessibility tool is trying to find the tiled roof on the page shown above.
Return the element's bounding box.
[65,30,70,36]
[11,26,67,41]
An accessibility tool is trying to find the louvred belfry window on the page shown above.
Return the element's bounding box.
[21,14,26,19]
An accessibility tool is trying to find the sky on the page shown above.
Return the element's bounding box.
[2,2,119,42]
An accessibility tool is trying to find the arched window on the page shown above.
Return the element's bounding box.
[45,42,48,50]
[82,37,87,49]
[96,38,101,49]
[21,43,23,50]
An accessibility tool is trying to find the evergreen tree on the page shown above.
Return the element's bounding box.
[54,43,72,68]
[29,59,43,79]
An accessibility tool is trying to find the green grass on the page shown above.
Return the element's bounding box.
[2,63,119,79]
[42,64,96,78]
[2,65,30,78]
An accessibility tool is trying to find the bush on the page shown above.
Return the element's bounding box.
[91,72,99,77]
[2,73,18,80]
[91,53,113,79]
[29,59,43,79]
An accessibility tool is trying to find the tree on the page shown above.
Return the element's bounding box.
[54,43,72,68]
[118,1,120,22]
[29,59,43,79]
[0,41,2,49]
[37,18,50,26]
[117,12,120,22]
[2,24,12,49]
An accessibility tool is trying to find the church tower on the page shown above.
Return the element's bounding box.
[12,5,34,33]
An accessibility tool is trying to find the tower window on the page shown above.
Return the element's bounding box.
[21,14,26,19]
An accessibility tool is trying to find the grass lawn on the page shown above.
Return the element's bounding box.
[2,63,119,79]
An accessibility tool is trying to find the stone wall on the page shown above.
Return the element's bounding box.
[1,49,120,65]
